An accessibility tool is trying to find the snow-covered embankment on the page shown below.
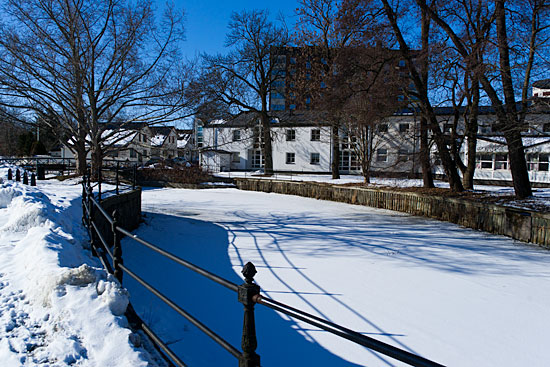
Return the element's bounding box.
[0,172,161,366]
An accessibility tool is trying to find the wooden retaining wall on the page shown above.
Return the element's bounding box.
[234,178,550,248]
[93,188,142,246]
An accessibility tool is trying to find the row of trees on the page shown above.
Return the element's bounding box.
[0,0,190,177]
[197,0,550,198]
[0,0,548,198]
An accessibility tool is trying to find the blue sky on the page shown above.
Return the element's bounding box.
[171,0,299,59]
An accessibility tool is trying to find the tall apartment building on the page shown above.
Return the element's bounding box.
[268,46,414,112]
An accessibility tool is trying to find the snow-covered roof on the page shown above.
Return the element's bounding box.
[476,137,550,153]
[150,134,166,147]
[101,130,137,147]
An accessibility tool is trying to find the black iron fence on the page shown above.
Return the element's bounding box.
[81,175,446,367]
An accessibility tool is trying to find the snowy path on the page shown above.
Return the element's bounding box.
[0,173,163,366]
[123,187,550,367]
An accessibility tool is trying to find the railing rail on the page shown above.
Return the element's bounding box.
[81,174,447,367]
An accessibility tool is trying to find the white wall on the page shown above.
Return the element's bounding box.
[271,126,331,172]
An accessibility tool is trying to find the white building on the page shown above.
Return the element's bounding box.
[200,112,333,173]
[200,108,550,185]
[532,79,550,98]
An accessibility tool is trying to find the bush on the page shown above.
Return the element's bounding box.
[137,165,212,184]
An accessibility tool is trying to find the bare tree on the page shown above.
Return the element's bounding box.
[339,46,407,182]
[200,9,290,176]
[381,0,465,192]
[0,0,187,176]
[415,0,550,198]
[294,0,374,179]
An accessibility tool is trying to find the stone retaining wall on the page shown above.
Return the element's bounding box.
[234,178,550,248]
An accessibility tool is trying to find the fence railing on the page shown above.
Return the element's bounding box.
[81,174,446,367]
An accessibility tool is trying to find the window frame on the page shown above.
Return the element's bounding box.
[286,152,296,165]
[286,129,296,141]
[311,129,321,141]
[310,152,320,165]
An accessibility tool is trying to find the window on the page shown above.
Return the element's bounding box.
[527,154,537,171]
[495,154,508,170]
[310,152,320,165]
[272,104,285,111]
[376,148,388,162]
[540,154,549,171]
[311,129,321,141]
[306,97,311,105]
[286,152,295,164]
[231,152,240,163]
[399,123,409,133]
[306,61,311,69]
[290,104,296,110]
[476,154,493,169]
[378,124,388,133]
[290,57,296,64]
[443,123,453,133]
[286,129,296,141]
[398,60,406,67]
[233,130,241,141]
[251,150,264,168]
[544,123,550,133]
[129,148,136,158]
[398,148,410,161]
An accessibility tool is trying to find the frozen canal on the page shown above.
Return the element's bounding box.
[122,187,550,367]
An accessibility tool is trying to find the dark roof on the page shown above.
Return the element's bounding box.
[203,111,332,128]
[150,126,176,135]
[533,79,550,89]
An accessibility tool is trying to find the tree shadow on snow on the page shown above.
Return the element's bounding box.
[121,212,369,367]
[221,209,550,278]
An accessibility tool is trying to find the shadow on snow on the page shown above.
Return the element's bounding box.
[121,212,367,367]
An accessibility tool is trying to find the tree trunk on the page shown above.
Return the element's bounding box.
[462,80,480,190]
[91,145,103,182]
[419,116,434,187]
[260,112,273,176]
[419,3,435,188]
[75,143,87,176]
[494,0,532,198]
[331,124,340,179]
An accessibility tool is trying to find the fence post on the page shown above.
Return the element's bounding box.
[133,164,137,190]
[116,161,120,195]
[16,169,20,182]
[23,171,28,185]
[82,175,87,226]
[238,262,261,367]
[30,173,36,186]
[87,183,98,257]
[112,210,123,284]
[98,167,102,202]
[7,168,12,180]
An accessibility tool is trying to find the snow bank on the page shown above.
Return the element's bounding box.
[0,178,161,366]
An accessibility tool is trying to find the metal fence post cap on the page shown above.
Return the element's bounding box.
[242,262,257,284]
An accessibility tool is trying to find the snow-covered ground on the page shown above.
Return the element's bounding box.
[2,165,550,367]
[122,187,550,367]
[215,171,550,209]
[0,165,164,366]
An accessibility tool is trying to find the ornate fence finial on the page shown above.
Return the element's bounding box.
[242,262,257,284]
